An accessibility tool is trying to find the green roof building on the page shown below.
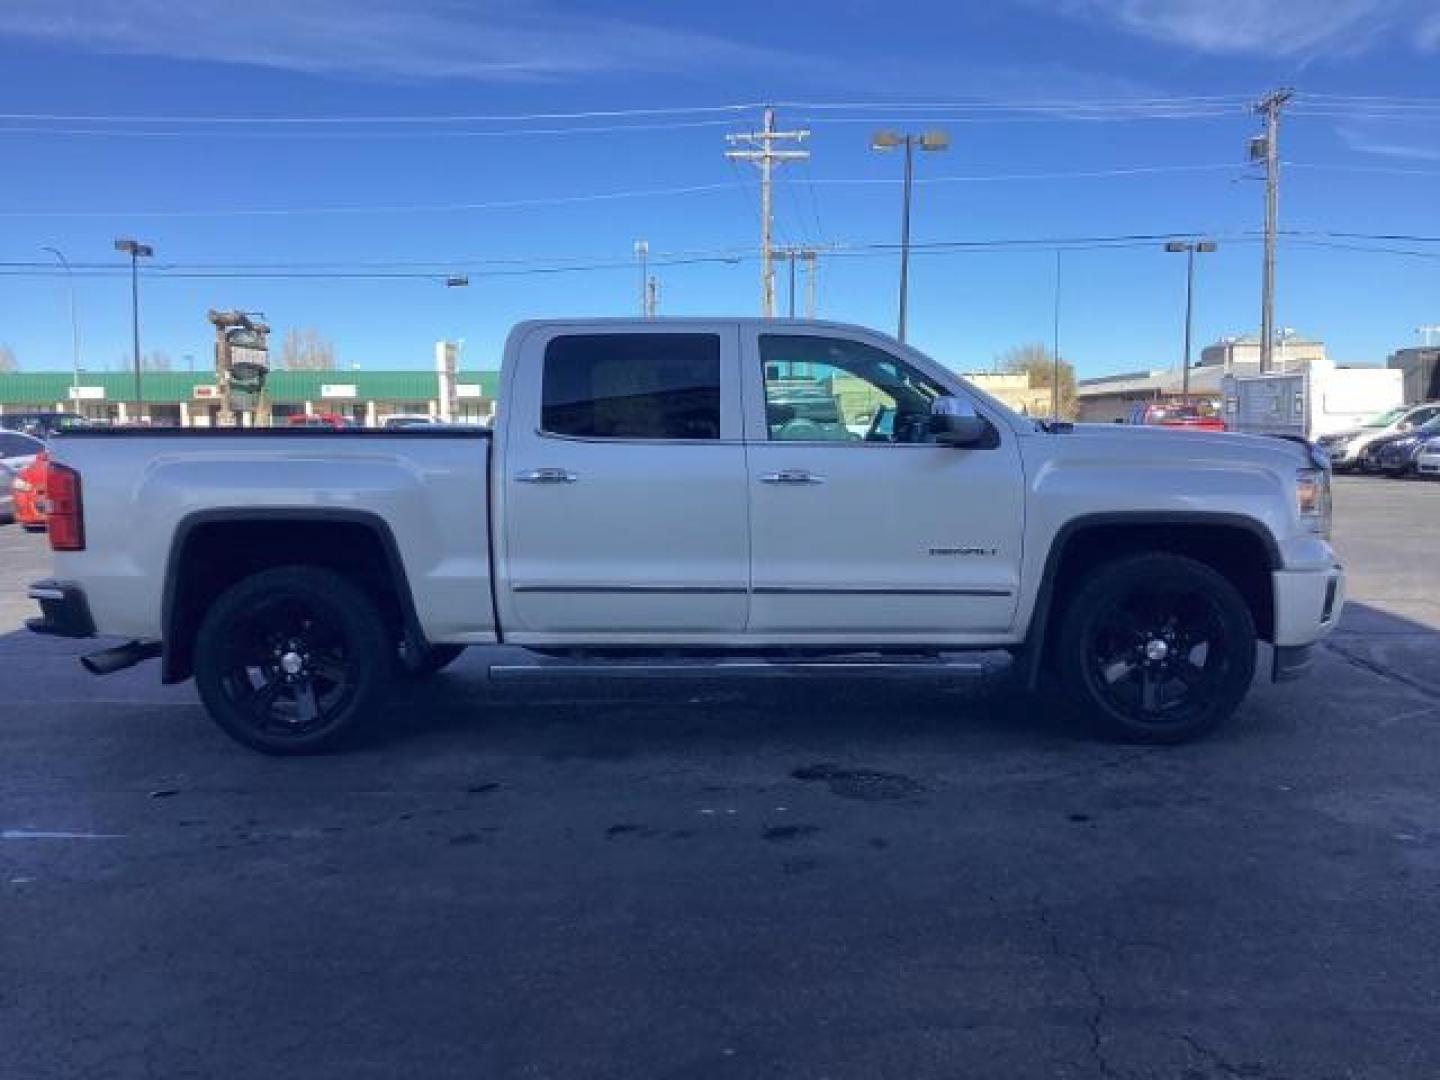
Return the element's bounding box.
[0,369,499,427]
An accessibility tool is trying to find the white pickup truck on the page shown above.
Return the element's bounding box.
[28,319,1343,753]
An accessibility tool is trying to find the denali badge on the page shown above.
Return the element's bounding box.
[928,545,998,557]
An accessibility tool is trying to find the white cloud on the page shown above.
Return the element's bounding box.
[0,0,791,81]
[1338,124,1440,161]
[1052,0,1404,57]
[1419,13,1440,50]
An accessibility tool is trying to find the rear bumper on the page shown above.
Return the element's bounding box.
[1271,564,1344,656]
[26,579,96,638]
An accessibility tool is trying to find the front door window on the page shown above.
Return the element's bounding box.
[760,334,946,445]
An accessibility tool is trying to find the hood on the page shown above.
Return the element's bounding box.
[1062,422,1314,468]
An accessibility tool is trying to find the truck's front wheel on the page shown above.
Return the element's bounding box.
[1055,553,1256,744]
[193,567,392,754]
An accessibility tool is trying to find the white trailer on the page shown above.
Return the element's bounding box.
[1222,359,1403,440]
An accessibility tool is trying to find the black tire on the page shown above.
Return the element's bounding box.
[193,566,393,755]
[397,642,466,679]
[1055,553,1256,744]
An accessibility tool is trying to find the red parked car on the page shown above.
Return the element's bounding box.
[1126,401,1227,432]
[287,413,355,429]
[12,450,49,531]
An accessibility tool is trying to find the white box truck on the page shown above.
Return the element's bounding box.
[1222,358,1403,440]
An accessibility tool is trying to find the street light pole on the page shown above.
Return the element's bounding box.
[872,129,948,343]
[114,238,153,415]
[40,246,81,398]
[1165,239,1218,400]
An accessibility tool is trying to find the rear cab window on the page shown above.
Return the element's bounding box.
[541,333,722,440]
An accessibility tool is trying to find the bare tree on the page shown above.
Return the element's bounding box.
[0,343,18,373]
[281,328,338,371]
[997,343,1078,420]
[142,350,173,372]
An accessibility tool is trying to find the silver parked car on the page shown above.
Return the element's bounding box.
[0,460,15,523]
[0,429,45,474]
[1316,402,1440,472]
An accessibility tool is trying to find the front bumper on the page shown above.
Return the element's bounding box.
[1417,452,1440,476]
[1271,564,1344,645]
[26,579,96,638]
[1268,564,1344,682]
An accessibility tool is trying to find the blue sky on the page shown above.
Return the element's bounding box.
[0,0,1437,379]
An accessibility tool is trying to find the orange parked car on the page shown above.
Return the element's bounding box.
[12,450,49,531]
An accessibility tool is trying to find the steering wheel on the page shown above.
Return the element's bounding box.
[775,418,829,441]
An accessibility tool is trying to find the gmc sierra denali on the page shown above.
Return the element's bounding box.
[27,318,1343,753]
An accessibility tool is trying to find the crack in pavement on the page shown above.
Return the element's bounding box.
[1179,1032,1287,1079]
[1034,897,1123,1080]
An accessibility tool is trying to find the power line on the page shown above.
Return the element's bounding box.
[0,95,1261,126]
[0,118,746,141]
[0,163,1257,220]
[0,182,739,219]
[4,227,1435,282]
[0,104,767,125]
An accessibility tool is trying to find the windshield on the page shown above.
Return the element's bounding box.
[1363,406,1409,427]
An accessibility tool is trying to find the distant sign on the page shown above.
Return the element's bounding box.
[67,386,105,401]
[193,385,222,400]
[456,384,483,399]
[320,384,357,399]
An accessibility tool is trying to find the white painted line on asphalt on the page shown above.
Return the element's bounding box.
[2,829,125,840]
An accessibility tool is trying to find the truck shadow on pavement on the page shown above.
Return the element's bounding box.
[5,598,1435,760]
[375,657,1076,757]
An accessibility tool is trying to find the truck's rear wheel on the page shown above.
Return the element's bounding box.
[1056,553,1256,744]
[193,567,392,754]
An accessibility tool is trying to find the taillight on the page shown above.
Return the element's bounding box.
[46,461,85,551]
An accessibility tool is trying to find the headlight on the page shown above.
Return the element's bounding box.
[1296,468,1331,538]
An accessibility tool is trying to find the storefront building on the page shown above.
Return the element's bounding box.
[0,370,498,427]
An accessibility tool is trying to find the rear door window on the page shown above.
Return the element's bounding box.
[541,333,722,440]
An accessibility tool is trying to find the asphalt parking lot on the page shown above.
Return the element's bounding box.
[3,476,1439,1080]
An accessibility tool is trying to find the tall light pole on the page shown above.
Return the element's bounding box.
[1164,239,1218,400]
[871,129,949,343]
[40,246,81,398]
[114,238,153,413]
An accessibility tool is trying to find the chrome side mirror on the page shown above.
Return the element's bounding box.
[930,396,990,447]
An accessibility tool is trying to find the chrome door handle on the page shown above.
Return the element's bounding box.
[515,468,578,484]
[760,469,824,485]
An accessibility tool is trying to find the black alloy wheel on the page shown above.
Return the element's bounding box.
[194,567,391,754]
[1057,553,1256,743]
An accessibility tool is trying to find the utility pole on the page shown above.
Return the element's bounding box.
[1252,88,1292,374]
[726,107,809,317]
[774,247,820,319]
[633,240,649,318]
[803,251,817,318]
[645,276,660,318]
